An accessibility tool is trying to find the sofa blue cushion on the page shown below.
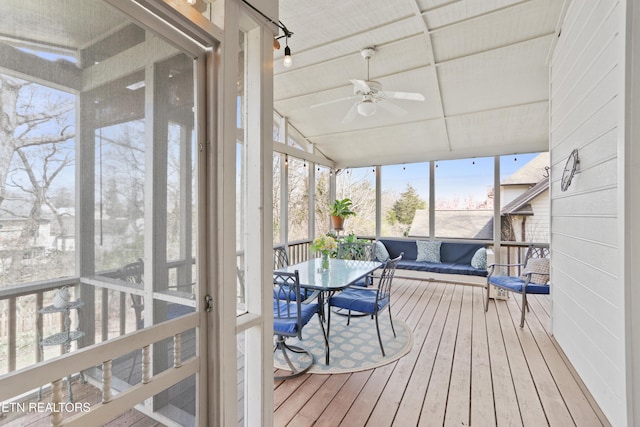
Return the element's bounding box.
[378,239,417,260]
[488,275,550,294]
[398,260,487,277]
[440,242,485,265]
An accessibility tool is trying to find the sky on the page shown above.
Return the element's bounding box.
[340,152,540,202]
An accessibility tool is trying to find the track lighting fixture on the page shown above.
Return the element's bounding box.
[186,0,196,5]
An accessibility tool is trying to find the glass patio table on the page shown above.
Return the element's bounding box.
[275,258,382,364]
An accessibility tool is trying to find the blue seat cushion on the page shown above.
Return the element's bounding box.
[273,300,319,335]
[273,286,313,300]
[488,275,550,294]
[398,260,488,277]
[330,288,388,313]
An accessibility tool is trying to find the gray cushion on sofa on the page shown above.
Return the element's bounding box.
[416,240,441,263]
[374,241,390,262]
[471,247,487,269]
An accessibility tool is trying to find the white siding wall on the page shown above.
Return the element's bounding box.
[527,189,550,242]
[550,1,627,425]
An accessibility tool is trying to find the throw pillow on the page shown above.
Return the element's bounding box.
[521,258,550,284]
[374,241,390,262]
[416,240,441,263]
[471,247,487,269]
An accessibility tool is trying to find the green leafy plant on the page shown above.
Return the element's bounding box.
[330,198,357,219]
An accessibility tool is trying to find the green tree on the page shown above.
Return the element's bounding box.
[388,184,426,235]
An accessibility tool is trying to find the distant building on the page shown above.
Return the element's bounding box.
[407,153,550,242]
[500,153,550,243]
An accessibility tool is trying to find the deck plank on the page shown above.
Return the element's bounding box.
[272,279,609,427]
[443,285,473,427]
[522,296,606,427]
[494,299,547,426]
[393,284,455,426]
[417,285,464,426]
[470,286,497,427]
[341,280,438,426]
[366,282,448,427]
[485,295,524,426]
[504,297,575,427]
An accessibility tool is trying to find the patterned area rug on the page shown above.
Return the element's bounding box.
[274,313,413,374]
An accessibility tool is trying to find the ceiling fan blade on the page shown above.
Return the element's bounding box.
[378,99,407,117]
[310,95,357,109]
[383,90,425,101]
[341,103,359,124]
[350,79,371,94]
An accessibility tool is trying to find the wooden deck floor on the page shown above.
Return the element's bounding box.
[273,278,610,427]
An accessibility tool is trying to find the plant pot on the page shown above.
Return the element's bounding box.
[53,287,70,308]
[331,215,344,230]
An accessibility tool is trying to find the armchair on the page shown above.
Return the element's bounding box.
[485,245,550,327]
[326,254,402,357]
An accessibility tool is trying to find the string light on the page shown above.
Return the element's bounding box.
[283,43,292,68]
[285,155,288,166]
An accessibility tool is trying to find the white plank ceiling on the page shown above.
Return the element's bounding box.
[275,0,566,167]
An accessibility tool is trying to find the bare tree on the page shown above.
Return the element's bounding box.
[0,75,75,283]
[0,76,74,208]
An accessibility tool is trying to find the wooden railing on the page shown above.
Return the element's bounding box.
[0,259,195,377]
[286,238,313,264]
[0,313,199,427]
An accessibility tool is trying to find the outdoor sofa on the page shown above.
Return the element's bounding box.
[376,238,493,286]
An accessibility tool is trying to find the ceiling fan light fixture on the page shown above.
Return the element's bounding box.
[357,100,377,116]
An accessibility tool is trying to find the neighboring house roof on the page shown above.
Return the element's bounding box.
[501,178,549,215]
[409,209,493,239]
[501,152,550,185]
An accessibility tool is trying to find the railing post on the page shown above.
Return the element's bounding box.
[142,345,151,384]
[102,360,112,403]
[173,334,182,368]
[50,378,63,426]
[101,288,109,341]
[8,297,16,372]
[36,292,43,363]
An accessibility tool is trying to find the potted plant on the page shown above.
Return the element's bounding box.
[330,198,356,230]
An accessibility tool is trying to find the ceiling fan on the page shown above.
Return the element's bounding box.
[311,47,425,124]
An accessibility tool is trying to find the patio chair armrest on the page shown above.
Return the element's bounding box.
[487,262,525,277]
[488,263,525,268]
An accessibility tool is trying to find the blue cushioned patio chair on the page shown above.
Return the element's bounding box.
[326,254,402,357]
[273,270,327,380]
[485,245,550,327]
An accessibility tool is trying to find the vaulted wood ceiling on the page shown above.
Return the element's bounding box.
[275,0,566,168]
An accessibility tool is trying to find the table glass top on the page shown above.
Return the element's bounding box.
[275,258,382,291]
